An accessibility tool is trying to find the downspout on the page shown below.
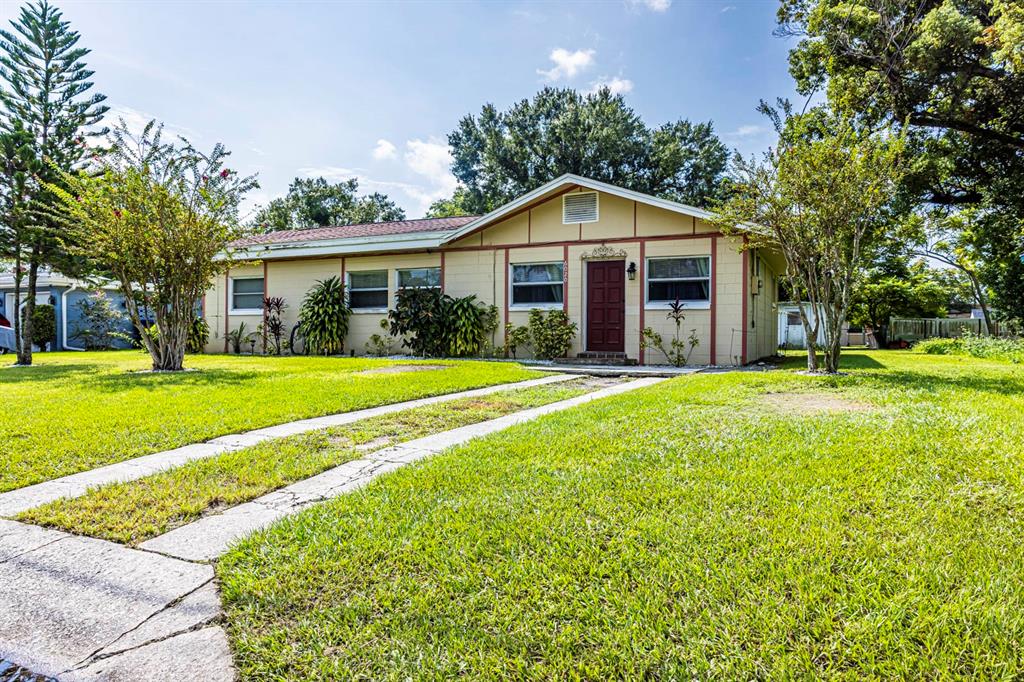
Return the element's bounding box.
[62,284,86,351]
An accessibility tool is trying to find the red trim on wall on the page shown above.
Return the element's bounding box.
[562,244,569,314]
[454,185,579,243]
[692,215,696,235]
[633,201,637,237]
[638,240,646,365]
[710,236,717,365]
[443,231,724,253]
[262,261,268,353]
[223,271,230,353]
[439,251,446,293]
[527,210,532,243]
[341,256,346,281]
[503,248,510,348]
[741,238,749,364]
[578,223,582,240]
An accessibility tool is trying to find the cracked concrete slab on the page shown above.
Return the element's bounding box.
[138,502,288,562]
[0,374,573,518]
[63,626,234,682]
[0,525,213,678]
[0,520,67,563]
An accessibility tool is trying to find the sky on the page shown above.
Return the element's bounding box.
[0,0,801,220]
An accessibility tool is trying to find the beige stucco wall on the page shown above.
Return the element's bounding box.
[205,189,778,364]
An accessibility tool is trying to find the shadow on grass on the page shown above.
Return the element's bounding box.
[86,367,261,391]
[780,351,888,370]
[854,368,1024,398]
[0,364,100,384]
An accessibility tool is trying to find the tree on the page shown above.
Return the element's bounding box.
[72,289,127,350]
[448,87,729,214]
[0,122,37,365]
[251,177,405,232]
[0,0,108,365]
[779,0,1024,325]
[425,186,473,218]
[714,105,906,373]
[849,267,948,346]
[46,120,257,371]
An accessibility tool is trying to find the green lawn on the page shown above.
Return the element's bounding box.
[219,351,1024,679]
[18,380,592,544]
[0,351,542,493]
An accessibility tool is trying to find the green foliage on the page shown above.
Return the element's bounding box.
[46,120,257,371]
[251,177,405,232]
[0,0,108,365]
[260,296,286,355]
[915,333,1024,364]
[226,323,254,355]
[298,277,351,356]
[389,288,495,358]
[849,268,949,345]
[640,301,700,366]
[187,315,210,354]
[448,87,728,214]
[365,319,394,357]
[425,187,474,218]
[24,303,54,350]
[72,289,128,350]
[504,323,531,359]
[526,309,577,360]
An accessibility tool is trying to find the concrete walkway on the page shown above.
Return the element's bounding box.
[1,375,667,680]
[0,374,573,517]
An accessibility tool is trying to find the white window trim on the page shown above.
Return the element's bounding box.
[644,256,712,310]
[395,267,442,291]
[562,191,599,225]
[509,261,565,310]
[346,271,389,314]
[229,276,264,315]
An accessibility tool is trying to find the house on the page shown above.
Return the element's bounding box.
[205,175,783,365]
[0,269,134,352]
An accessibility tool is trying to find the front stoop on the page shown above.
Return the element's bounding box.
[560,352,639,366]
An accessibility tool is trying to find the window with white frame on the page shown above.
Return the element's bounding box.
[396,267,441,290]
[347,271,388,310]
[646,256,711,306]
[230,277,264,312]
[510,262,564,308]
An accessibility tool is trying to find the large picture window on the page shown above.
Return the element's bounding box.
[347,271,388,310]
[646,256,711,306]
[230,277,264,312]
[396,267,441,290]
[511,262,564,307]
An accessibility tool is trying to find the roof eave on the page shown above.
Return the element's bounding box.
[220,230,455,261]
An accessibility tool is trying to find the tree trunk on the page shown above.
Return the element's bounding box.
[18,253,39,366]
[968,272,994,336]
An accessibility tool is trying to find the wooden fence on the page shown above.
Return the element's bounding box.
[890,317,1007,340]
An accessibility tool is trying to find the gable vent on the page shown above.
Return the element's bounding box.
[563,192,599,224]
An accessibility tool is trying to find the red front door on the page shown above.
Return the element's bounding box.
[586,260,625,352]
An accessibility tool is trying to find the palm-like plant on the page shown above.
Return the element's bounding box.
[298,277,351,355]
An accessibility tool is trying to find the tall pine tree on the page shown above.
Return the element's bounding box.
[0,0,107,364]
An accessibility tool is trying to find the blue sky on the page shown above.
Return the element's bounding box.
[2,0,799,219]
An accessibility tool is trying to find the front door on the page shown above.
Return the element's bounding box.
[586,260,625,352]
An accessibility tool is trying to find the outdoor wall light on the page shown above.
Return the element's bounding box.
[627,261,637,280]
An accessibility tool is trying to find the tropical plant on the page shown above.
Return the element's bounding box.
[22,303,54,351]
[640,300,700,366]
[365,318,394,357]
[45,119,257,371]
[389,289,495,357]
[503,323,531,359]
[72,289,128,350]
[298,277,351,355]
[0,0,109,366]
[226,322,253,355]
[187,315,209,354]
[261,296,286,355]
[526,309,577,360]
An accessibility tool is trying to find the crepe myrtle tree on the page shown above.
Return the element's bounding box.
[714,103,905,373]
[46,120,257,371]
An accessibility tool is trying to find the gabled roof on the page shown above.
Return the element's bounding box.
[439,174,716,245]
[233,215,477,248]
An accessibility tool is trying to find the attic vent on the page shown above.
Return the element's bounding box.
[563,192,599,224]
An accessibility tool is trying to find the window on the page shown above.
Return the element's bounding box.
[562,192,598,224]
[511,262,564,308]
[646,256,711,306]
[347,271,388,310]
[230,277,264,312]
[396,267,441,290]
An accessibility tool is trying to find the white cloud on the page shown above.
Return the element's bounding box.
[721,5,737,12]
[102,104,197,143]
[725,124,770,139]
[538,48,596,81]
[627,0,671,12]
[589,76,634,96]
[372,138,397,161]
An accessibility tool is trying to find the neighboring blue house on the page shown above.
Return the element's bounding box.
[0,269,136,352]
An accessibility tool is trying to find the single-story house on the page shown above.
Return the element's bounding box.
[0,269,134,352]
[206,175,783,365]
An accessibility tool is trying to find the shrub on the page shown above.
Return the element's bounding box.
[365,319,393,357]
[527,309,577,360]
[504,323,531,359]
[226,322,254,355]
[298,277,351,355]
[261,296,287,355]
[23,304,56,351]
[640,300,700,366]
[389,289,495,358]
[916,333,1024,364]
[187,315,210,354]
[73,290,128,350]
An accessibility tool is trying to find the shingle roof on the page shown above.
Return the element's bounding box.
[233,215,478,248]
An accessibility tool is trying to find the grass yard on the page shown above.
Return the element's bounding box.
[0,351,542,493]
[18,380,594,544]
[219,351,1024,679]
